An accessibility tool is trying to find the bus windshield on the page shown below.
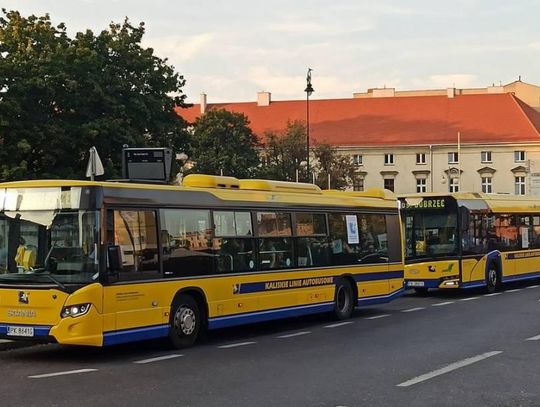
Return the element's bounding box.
[0,187,99,287]
[404,211,458,260]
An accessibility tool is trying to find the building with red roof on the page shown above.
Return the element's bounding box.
[177,81,540,195]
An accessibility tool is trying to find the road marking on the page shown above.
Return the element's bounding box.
[134,354,183,364]
[506,289,522,293]
[29,369,98,379]
[396,351,503,387]
[324,321,354,328]
[401,307,425,313]
[277,331,311,339]
[432,301,454,307]
[218,341,256,349]
[365,314,390,320]
[484,293,502,297]
[526,334,540,341]
[460,297,479,301]
[526,285,539,289]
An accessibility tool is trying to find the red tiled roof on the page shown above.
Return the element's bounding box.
[177,93,540,146]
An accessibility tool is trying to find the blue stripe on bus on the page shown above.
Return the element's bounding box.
[506,251,540,260]
[237,270,404,294]
[357,287,404,306]
[103,324,170,346]
[502,270,540,282]
[0,324,51,337]
[461,280,486,289]
[354,270,404,282]
[208,302,335,330]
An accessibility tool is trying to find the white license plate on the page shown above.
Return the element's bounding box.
[408,281,425,287]
[6,326,34,337]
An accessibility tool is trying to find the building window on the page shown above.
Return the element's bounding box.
[481,177,492,193]
[481,151,492,163]
[384,178,394,192]
[515,151,526,162]
[448,152,459,164]
[515,176,526,195]
[352,154,363,166]
[416,178,427,193]
[416,153,426,165]
[384,153,394,165]
[449,177,459,193]
[353,178,364,191]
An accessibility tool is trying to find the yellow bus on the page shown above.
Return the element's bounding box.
[0,175,403,347]
[400,193,540,294]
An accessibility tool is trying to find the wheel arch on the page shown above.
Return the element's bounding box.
[338,274,358,302]
[171,286,209,327]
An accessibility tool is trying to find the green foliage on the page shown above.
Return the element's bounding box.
[312,143,357,190]
[260,120,356,188]
[189,109,260,178]
[260,120,309,182]
[0,9,189,180]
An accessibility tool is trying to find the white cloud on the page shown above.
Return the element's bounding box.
[266,21,326,34]
[247,66,353,98]
[147,33,215,63]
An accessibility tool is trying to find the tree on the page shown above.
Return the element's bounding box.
[0,10,189,180]
[261,120,308,182]
[312,143,357,190]
[189,109,260,178]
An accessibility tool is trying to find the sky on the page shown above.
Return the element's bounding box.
[3,0,540,103]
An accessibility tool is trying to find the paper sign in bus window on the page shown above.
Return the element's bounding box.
[346,215,359,244]
[521,227,529,248]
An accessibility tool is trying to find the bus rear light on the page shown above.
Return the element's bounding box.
[61,303,91,318]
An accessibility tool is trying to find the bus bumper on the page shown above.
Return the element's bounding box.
[49,306,103,346]
[405,277,461,289]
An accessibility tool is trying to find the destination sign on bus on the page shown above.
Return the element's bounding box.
[401,198,446,209]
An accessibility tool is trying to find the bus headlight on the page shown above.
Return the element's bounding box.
[61,303,91,318]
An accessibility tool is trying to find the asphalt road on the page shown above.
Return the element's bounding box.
[1,281,540,407]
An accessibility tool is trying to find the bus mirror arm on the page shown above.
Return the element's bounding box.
[107,245,122,273]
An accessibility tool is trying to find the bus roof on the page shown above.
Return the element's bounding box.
[399,192,540,213]
[0,176,398,210]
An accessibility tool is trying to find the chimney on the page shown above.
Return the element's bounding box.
[257,91,271,106]
[200,93,207,114]
[447,88,455,98]
[372,88,395,98]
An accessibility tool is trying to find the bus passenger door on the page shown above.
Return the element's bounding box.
[102,209,165,343]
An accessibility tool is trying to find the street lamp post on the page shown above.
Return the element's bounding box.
[304,68,314,181]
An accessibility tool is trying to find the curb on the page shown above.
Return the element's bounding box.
[0,339,35,352]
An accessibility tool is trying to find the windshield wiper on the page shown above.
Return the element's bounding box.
[30,268,67,291]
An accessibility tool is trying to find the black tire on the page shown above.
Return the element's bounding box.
[414,287,429,296]
[168,294,202,348]
[333,279,354,320]
[486,264,500,294]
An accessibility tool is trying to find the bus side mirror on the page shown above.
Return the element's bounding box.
[107,245,122,273]
[459,207,470,231]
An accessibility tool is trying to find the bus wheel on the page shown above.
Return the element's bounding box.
[169,295,201,348]
[486,265,500,294]
[334,279,354,320]
[414,287,429,296]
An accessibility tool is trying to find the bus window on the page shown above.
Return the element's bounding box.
[256,212,293,270]
[358,214,388,264]
[295,212,330,267]
[109,210,160,281]
[489,214,519,251]
[160,209,214,277]
[328,213,362,265]
[213,211,255,273]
